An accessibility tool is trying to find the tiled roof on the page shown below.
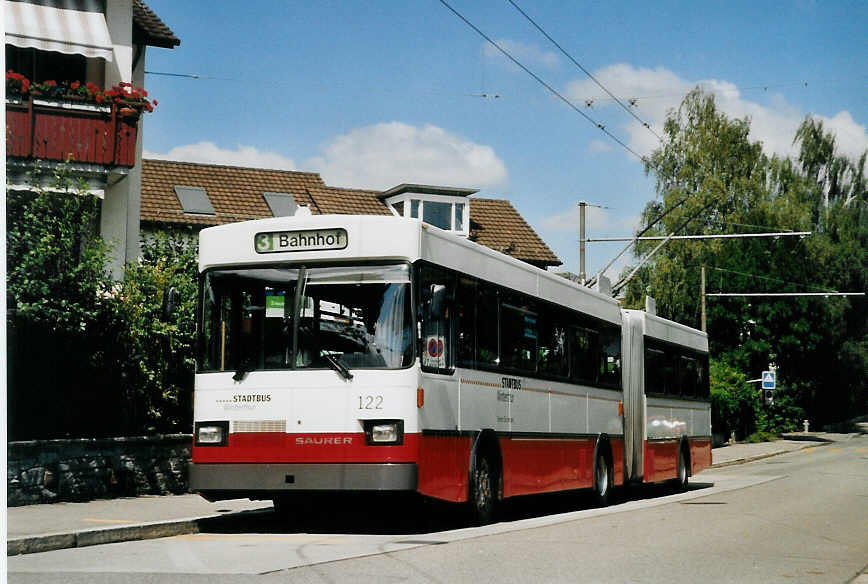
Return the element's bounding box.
[468,199,560,267]
[133,0,180,49]
[141,159,326,227]
[140,159,561,267]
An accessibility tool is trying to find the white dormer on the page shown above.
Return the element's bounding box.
[381,184,477,237]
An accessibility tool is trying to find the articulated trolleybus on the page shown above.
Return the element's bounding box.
[190,214,711,523]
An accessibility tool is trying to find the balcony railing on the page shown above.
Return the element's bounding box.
[6,96,139,168]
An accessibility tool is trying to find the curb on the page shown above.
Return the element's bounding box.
[711,441,826,469]
[7,508,273,556]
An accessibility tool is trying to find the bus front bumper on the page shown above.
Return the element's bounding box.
[189,462,418,499]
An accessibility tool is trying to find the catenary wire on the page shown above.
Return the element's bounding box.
[438,0,649,164]
[505,0,663,143]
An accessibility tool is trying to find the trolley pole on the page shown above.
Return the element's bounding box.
[701,264,707,332]
[579,201,587,285]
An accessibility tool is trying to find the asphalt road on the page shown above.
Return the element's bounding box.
[8,436,868,583]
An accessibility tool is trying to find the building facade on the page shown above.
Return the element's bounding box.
[5,0,179,278]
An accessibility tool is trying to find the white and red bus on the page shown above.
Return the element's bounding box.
[189,214,711,523]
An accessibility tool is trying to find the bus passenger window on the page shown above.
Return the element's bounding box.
[476,284,499,367]
[569,326,597,384]
[598,327,621,388]
[538,315,568,379]
[455,278,476,367]
[501,301,537,373]
[645,347,665,395]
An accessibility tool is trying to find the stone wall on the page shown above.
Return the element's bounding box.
[7,435,192,506]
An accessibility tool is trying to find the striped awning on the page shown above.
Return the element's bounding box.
[5,0,113,61]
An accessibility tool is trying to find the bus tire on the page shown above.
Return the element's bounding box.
[674,445,689,492]
[469,454,495,525]
[593,448,613,507]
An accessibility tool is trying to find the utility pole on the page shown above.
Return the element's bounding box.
[578,201,587,285]
[701,264,707,332]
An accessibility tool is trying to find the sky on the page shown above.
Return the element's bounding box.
[141,0,868,280]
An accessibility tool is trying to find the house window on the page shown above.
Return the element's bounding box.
[263,192,298,217]
[425,201,452,230]
[174,186,216,216]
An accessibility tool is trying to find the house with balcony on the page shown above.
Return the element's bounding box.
[140,158,562,270]
[5,0,179,278]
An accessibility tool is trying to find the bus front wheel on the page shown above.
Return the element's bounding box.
[469,455,495,525]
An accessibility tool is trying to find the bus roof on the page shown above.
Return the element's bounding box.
[199,215,622,324]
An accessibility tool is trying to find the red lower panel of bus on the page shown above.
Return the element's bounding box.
[500,437,625,498]
[689,437,712,475]
[192,432,420,464]
[643,437,712,483]
[644,439,679,483]
[417,434,473,503]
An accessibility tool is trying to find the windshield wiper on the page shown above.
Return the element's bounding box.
[323,354,353,381]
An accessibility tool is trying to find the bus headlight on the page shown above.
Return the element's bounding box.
[195,421,229,446]
[363,420,404,445]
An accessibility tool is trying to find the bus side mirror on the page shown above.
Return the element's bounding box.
[161,286,180,321]
[429,284,447,319]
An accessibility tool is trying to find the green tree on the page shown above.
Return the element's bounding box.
[6,170,119,439]
[625,89,867,433]
[109,230,199,434]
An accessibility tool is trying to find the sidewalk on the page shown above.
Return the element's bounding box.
[6,433,858,556]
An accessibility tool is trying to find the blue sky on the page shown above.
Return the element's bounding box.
[142,0,868,278]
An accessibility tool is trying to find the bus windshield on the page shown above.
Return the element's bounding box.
[200,263,413,373]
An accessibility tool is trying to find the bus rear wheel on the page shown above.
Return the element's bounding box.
[673,447,689,492]
[593,451,612,507]
[469,455,495,525]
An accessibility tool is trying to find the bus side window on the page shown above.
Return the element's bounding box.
[645,347,665,395]
[455,277,476,368]
[500,294,538,374]
[418,264,454,373]
[538,308,568,379]
[598,325,622,388]
[569,326,597,385]
[476,283,499,367]
[680,356,697,398]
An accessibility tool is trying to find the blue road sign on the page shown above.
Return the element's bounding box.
[762,371,776,390]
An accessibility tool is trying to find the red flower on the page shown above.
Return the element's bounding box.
[95,94,104,103]
[138,88,148,97]
[152,99,158,106]
[119,81,131,87]
[45,80,57,87]
[114,96,121,103]
[71,81,80,90]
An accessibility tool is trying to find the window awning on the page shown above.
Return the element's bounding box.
[5,0,114,62]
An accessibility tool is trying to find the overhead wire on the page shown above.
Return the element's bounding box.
[505,0,663,143]
[437,0,649,164]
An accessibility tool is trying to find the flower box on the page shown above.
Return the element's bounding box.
[6,95,139,167]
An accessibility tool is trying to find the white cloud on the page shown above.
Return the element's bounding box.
[143,141,296,170]
[483,39,559,69]
[588,139,614,153]
[564,64,868,161]
[541,204,640,236]
[306,122,508,190]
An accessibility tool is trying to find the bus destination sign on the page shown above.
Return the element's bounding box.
[255,228,348,254]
